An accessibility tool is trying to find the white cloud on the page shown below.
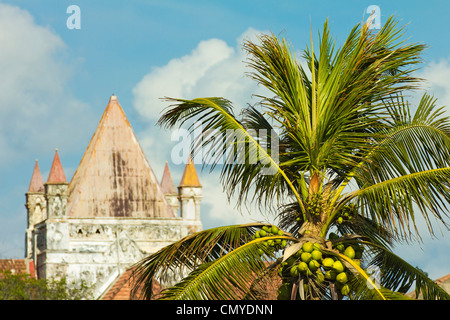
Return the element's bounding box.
[417,57,450,115]
[132,27,269,122]
[0,4,94,164]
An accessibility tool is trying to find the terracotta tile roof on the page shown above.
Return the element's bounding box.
[101,267,162,300]
[178,156,201,187]
[435,273,450,285]
[66,95,174,218]
[0,259,35,278]
[27,159,45,193]
[46,149,67,183]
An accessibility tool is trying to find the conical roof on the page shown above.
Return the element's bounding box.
[66,95,174,218]
[178,156,201,187]
[28,159,45,193]
[47,149,67,184]
[160,162,177,194]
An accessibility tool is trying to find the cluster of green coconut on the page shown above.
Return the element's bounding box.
[336,204,355,224]
[278,239,360,297]
[328,232,364,263]
[253,225,287,254]
[306,193,324,216]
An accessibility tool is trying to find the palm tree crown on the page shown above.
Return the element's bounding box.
[131,16,450,300]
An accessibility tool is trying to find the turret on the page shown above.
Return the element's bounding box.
[45,149,68,218]
[178,156,202,233]
[25,159,46,260]
[160,162,179,216]
[36,149,70,280]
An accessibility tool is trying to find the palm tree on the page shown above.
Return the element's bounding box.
[131,16,450,300]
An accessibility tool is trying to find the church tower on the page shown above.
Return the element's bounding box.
[45,149,68,219]
[25,159,46,260]
[178,156,203,233]
[39,149,70,280]
[24,94,204,298]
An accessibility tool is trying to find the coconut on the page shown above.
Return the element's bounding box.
[332,260,345,273]
[344,246,356,259]
[302,241,314,253]
[271,226,279,234]
[259,230,267,237]
[311,250,322,261]
[281,240,287,248]
[316,271,325,283]
[309,260,320,272]
[300,252,312,263]
[341,284,350,296]
[290,265,299,277]
[297,262,308,273]
[336,272,348,284]
[322,257,334,269]
[313,243,322,251]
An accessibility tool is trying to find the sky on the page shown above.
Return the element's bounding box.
[0,0,449,281]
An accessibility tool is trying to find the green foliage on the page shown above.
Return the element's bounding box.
[0,270,93,300]
[131,16,450,300]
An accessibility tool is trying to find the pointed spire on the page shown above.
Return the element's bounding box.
[28,159,45,193]
[178,155,201,187]
[67,95,174,218]
[47,148,67,183]
[161,162,177,194]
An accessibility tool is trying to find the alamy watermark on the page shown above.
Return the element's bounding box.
[366,5,381,30]
[366,265,381,289]
[66,5,81,30]
[170,122,279,175]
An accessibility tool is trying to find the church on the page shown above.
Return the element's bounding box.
[23,94,203,299]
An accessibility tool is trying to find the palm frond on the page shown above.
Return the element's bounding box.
[157,97,304,212]
[365,242,450,300]
[331,93,450,240]
[157,235,290,300]
[131,223,271,299]
[334,213,395,248]
[351,167,450,240]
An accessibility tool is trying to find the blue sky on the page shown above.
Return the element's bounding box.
[0,1,449,281]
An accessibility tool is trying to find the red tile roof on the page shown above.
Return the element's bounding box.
[435,273,450,285]
[101,267,162,300]
[28,160,45,193]
[0,259,35,278]
[47,149,67,183]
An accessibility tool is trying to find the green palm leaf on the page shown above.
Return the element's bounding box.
[365,242,450,300]
[131,223,293,299]
[158,96,304,212]
[157,235,288,300]
[132,16,450,301]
